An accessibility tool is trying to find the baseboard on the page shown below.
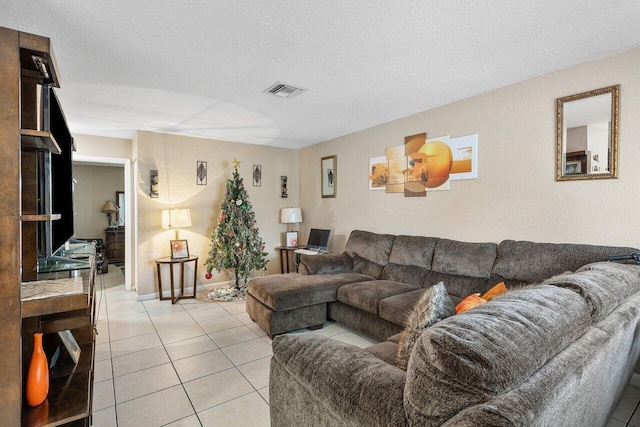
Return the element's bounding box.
[136,286,197,302]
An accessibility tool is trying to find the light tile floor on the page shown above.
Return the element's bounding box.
[90,267,377,426]
[92,267,640,426]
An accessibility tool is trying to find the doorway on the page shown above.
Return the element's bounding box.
[73,155,133,291]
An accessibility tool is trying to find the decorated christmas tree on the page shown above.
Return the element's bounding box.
[205,159,268,301]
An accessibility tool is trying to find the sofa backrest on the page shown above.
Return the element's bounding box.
[489,240,639,289]
[425,239,497,302]
[380,235,440,287]
[439,263,640,427]
[403,284,592,426]
[345,230,396,279]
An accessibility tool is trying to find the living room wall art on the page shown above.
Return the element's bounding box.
[321,155,336,198]
[253,165,262,187]
[281,176,288,198]
[385,145,405,193]
[404,133,427,197]
[369,156,387,190]
[150,170,159,198]
[196,161,207,185]
[423,135,452,191]
[371,133,478,196]
[449,134,478,180]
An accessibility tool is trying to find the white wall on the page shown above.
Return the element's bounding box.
[134,131,299,299]
[73,164,124,237]
[298,46,640,251]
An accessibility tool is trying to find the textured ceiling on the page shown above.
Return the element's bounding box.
[2,1,640,149]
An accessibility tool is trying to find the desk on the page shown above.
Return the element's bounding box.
[276,246,305,273]
[155,256,198,304]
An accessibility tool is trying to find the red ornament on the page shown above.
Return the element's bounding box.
[205,272,212,280]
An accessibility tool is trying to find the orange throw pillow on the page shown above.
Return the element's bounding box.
[455,293,487,314]
[482,282,507,302]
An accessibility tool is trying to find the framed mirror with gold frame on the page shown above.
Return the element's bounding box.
[556,85,619,181]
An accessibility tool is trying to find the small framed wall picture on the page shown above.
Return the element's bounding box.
[197,161,207,185]
[150,169,159,198]
[285,231,298,247]
[253,165,262,187]
[170,240,190,259]
[321,155,336,198]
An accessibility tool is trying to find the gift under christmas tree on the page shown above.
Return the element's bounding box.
[205,159,268,301]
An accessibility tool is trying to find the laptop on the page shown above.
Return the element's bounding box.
[295,229,330,255]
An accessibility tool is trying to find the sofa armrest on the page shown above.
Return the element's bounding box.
[270,334,407,427]
[298,252,353,275]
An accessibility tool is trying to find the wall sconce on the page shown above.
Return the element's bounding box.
[280,208,302,232]
[102,200,118,227]
[162,208,192,239]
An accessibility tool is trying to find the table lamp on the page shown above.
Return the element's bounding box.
[280,208,302,231]
[162,208,192,239]
[102,200,118,227]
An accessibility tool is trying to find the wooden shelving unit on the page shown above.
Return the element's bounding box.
[0,26,96,426]
[21,129,61,154]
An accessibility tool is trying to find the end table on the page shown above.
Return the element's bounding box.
[155,256,198,304]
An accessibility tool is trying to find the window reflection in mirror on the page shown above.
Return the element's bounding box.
[556,85,619,181]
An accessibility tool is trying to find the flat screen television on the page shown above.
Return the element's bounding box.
[49,88,74,253]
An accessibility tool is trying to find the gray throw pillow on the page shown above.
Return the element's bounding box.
[395,282,455,370]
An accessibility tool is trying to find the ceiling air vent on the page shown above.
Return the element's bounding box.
[263,82,306,99]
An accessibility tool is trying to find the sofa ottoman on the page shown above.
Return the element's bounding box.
[247,272,371,337]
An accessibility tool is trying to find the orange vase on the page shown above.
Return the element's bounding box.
[25,332,49,407]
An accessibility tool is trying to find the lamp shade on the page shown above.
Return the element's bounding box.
[102,200,118,213]
[280,208,302,224]
[162,208,192,229]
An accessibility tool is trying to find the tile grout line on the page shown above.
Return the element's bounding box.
[143,296,205,427]
[99,270,120,427]
[627,400,640,427]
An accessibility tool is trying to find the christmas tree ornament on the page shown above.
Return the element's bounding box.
[205,272,212,279]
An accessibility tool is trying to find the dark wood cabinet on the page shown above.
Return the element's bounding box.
[105,227,125,265]
[0,26,96,426]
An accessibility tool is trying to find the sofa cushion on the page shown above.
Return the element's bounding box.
[380,263,429,287]
[395,283,455,370]
[345,230,395,266]
[337,280,419,315]
[545,262,640,323]
[248,272,372,311]
[491,240,638,284]
[432,239,497,278]
[388,235,439,268]
[404,284,591,426]
[424,271,487,301]
[364,341,398,365]
[299,253,353,275]
[352,255,385,279]
[379,289,428,325]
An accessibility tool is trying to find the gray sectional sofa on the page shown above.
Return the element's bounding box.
[245,230,640,426]
[247,230,635,340]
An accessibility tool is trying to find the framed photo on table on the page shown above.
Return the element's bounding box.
[285,231,298,247]
[171,240,189,259]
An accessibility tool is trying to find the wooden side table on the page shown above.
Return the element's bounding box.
[155,256,198,304]
[275,246,305,273]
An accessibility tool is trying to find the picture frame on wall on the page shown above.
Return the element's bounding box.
[321,155,337,198]
[170,239,190,259]
[285,231,298,247]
